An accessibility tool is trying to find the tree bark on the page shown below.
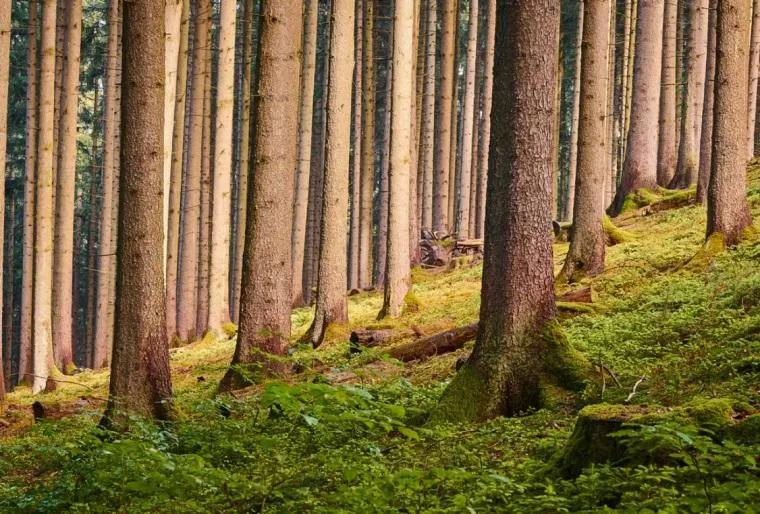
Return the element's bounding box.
[0,0,9,397]
[697,0,717,205]
[656,0,677,187]
[707,0,753,245]
[359,0,375,289]
[52,0,82,373]
[567,2,584,222]
[84,88,100,368]
[420,0,436,232]
[220,0,303,390]
[375,51,392,289]
[749,0,760,160]
[475,0,496,238]
[102,0,173,428]
[349,0,363,292]
[611,0,664,215]
[560,0,611,282]
[195,40,212,336]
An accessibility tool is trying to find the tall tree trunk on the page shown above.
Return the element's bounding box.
[671,0,709,189]
[166,0,190,338]
[208,0,236,331]
[375,45,392,289]
[748,0,760,160]
[707,0,753,245]
[409,0,422,266]
[33,0,60,393]
[604,0,617,207]
[698,0,717,204]
[475,0,496,238]
[0,0,9,397]
[309,0,355,348]
[2,187,14,394]
[19,0,38,385]
[349,0,363,292]
[177,0,210,341]
[434,0,457,234]
[560,0,610,282]
[93,0,122,369]
[379,0,413,319]
[84,88,100,368]
[657,0,677,186]
[457,0,479,238]
[219,0,303,390]
[359,0,375,289]
[611,0,664,215]
[420,0,436,232]
[292,0,320,306]
[567,1,584,222]
[196,41,212,336]
[52,0,82,373]
[447,3,462,229]
[102,0,173,429]
[434,0,586,423]
[623,0,637,148]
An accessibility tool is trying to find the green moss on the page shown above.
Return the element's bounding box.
[540,321,591,392]
[222,323,238,338]
[426,364,485,426]
[684,398,734,427]
[683,232,726,272]
[403,290,422,315]
[603,216,635,245]
[557,301,598,315]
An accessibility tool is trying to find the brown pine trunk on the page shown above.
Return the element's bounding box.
[52,0,82,373]
[698,0,717,205]
[2,187,14,394]
[475,0,496,238]
[196,42,212,336]
[84,90,100,369]
[220,0,303,390]
[177,0,210,341]
[656,0,677,186]
[358,0,375,289]
[102,0,173,428]
[0,0,9,397]
[623,0,637,148]
[19,0,38,385]
[375,59,391,289]
[457,0,479,238]
[349,0,363,292]
[707,0,753,245]
[567,2,584,222]
[560,0,610,282]
[420,0,436,232]
[748,0,760,160]
[409,0,422,267]
[611,0,664,215]
[447,4,462,229]
[605,0,616,207]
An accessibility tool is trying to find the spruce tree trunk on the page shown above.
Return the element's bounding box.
[52,0,82,373]
[420,0,436,232]
[604,0,616,207]
[220,0,303,390]
[697,0,717,205]
[379,0,413,319]
[84,90,100,368]
[447,4,462,229]
[748,0,760,160]
[457,0,479,238]
[707,0,753,245]
[611,0,664,215]
[560,0,610,282]
[309,0,355,348]
[409,0,422,266]
[195,44,212,336]
[292,0,319,307]
[375,53,392,289]
[349,0,363,292]
[19,0,39,385]
[434,0,586,423]
[208,0,236,331]
[102,0,173,428]
[657,0,677,186]
[567,2,584,222]
[671,0,709,189]
[475,0,496,238]
[33,0,60,393]
[0,0,9,397]
[359,0,375,289]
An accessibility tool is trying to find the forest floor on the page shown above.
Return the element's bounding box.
[1,168,760,512]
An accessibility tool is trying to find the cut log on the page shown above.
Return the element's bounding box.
[388,323,479,362]
[556,286,592,304]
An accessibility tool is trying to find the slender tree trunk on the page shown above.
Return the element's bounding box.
[309,0,355,348]
[196,42,212,336]
[624,0,637,148]
[53,0,64,184]
[707,0,753,245]
[102,0,173,429]
[19,0,38,385]
[420,0,436,232]
[52,0,82,373]
[359,0,375,289]
[375,56,392,289]
[409,0,422,266]
[208,0,236,331]
[475,0,496,238]
[166,0,190,338]
[567,2,584,222]
[447,4,461,229]
[379,0,413,319]
[2,186,14,393]
[292,0,320,306]
[671,0,709,189]
[605,0,617,207]
[611,0,664,215]
[657,0,677,186]
[698,0,717,204]
[349,0,363,292]
[177,0,210,341]
[618,0,631,177]
[33,0,60,393]
[84,88,100,368]
[0,0,9,397]
[457,0,479,238]
[220,0,303,390]
[561,0,610,282]
[748,0,760,159]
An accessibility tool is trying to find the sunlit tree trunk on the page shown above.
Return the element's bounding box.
[420,0,436,232]
[656,0,677,186]
[359,0,375,288]
[349,0,363,292]
[567,2,584,222]
[475,0,496,238]
[748,0,760,159]
[195,42,212,336]
[457,0,479,238]
[698,0,717,204]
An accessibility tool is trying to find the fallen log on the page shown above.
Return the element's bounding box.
[349,329,396,353]
[387,323,479,362]
[556,286,592,304]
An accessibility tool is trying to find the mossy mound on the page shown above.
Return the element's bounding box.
[603,216,635,245]
[618,187,696,217]
[682,232,726,273]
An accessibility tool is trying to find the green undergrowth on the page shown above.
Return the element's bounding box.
[2,180,760,511]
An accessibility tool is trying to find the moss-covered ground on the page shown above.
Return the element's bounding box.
[1,167,760,512]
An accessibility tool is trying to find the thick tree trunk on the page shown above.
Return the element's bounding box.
[220,0,303,390]
[697,0,717,205]
[671,0,709,189]
[52,0,82,373]
[208,0,236,331]
[560,0,610,283]
[102,0,173,428]
[420,0,436,232]
[19,0,38,385]
[358,0,375,289]
[567,2,584,222]
[434,0,587,423]
[0,0,9,397]
[656,0,677,187]
[611,0,664,215]
[707,0,753,245]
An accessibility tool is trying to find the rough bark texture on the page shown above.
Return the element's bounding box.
[560,0,610,283]
[567,2,584,222]
[220,0,303,391]
[177,0,210,341]
[102,0,173,428]
[671,0,709,189]
[309,0,355,348]
[0,0,9,397]
[697,0,717,204]
[748,0,760,160]
[195,45,212,335]
[611,0,664,215]
[656,0,677,186]
[433,0,587,423]
[208,0,236,331]
[292,0,319,307]
[52,0,82,372]
[707,0,753,245]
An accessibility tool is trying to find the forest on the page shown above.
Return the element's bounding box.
[0,0,759,511]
